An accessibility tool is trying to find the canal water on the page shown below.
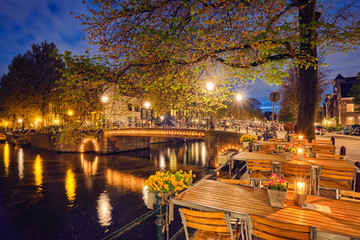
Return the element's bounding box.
[0,140,210,240]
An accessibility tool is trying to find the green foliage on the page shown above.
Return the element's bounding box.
[350,83,360,113]
[0,41,64,124]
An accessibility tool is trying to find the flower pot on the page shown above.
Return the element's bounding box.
[267,189,287,208]
[242,141,250,148]
[285,152,294,161]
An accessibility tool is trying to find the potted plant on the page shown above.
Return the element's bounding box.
[279,144,297,160]
[144,170,195,209]
[267,173,288,208]
[240,134,257,148]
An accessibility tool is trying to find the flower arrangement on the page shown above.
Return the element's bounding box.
[144,170,195,193]
[288,133,297,138]
[279,144,297,153]
[268,174,288,191]
[240,134,257,142]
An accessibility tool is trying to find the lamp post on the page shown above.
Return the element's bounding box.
[101,96,109,128]
[236,93,242,119]
[206,82,215,129]
[18,119,23,130]
[144,101,151,127]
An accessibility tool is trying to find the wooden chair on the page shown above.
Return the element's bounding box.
[316,153,346,160]
[312,139,332,145]
[268,139,284,142]
[281,162,311,193]
[338,190,360,202]
[312,144,334,155]
[318,165,356,198]
[250,215,316,240]
[179,208,240,240]
[258,144,276,154]
[218,178,252,186]
[247,159,272,187]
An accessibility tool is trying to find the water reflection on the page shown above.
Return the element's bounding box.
[159,153,166,170]
[18,148,24,180]
[34,155,43,193]
[106,169,145,192]
[97,191,112,227]
[169,149,177,172]
[81,154,98,176]
[65,169,76,207]
[4,143,9,177]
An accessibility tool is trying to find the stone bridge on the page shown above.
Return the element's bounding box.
[28,128,244,167]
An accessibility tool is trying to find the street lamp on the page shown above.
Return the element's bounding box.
[144,102,151,127]
[18,119,23,130]
[236,93,243,120]
[206,82,215,129]
[101,96,109,128]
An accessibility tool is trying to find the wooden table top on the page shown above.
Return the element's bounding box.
[233,152,356,169]
[233,152,288,162]
[171,180,360,238]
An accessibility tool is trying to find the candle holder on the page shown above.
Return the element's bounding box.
[294,180,307,207]
[297,148,304,161]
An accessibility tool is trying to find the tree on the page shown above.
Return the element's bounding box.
[0,41,64,127]
[76,0,360,139]
[350,82,360,113]
[278,63,330,123]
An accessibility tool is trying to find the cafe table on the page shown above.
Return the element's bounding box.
[170,180,360,239]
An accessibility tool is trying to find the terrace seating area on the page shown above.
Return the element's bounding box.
[170,134,359,240]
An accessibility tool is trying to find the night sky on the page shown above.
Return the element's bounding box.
[1,0,359,112]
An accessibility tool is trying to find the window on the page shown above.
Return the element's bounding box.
[346,104,354,112]
[346,117,354,125]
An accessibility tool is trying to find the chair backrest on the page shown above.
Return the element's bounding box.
[247,159,272,172]
[312,139,332,145]
[259,144,276,153]
[281,163,311,192]
[250,215,316,240]
[312,144,334,154]
[218,178,252,186]
[268,139,284,142]
[316,153,345,160]
[179,208,234,240]
[319,165,355,181]
[339,190,360,202]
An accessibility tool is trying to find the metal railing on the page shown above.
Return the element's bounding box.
[102,144,251,240]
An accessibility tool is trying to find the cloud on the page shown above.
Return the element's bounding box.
[0,0,91,76]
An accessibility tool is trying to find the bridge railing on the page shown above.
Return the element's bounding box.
[101,144,251,240]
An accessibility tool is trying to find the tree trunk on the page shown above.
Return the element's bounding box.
[296,0,318,140]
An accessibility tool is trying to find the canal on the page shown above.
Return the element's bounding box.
[0,140,210,240]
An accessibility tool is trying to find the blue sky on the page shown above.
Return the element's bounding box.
[1,0,359,112]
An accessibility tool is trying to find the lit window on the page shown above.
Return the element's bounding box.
[346,117,354,125]
[346,104,354,112]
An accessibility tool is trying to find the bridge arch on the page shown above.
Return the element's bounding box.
[218,144,242,155]
[80,138,100,153]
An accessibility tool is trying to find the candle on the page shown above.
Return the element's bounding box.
[294,181,307,207]
[297,148,304,160]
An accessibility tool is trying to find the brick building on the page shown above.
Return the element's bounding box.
[324,74,360,127]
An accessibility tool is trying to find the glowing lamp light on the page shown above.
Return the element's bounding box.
[206,82,214,91]
[68,110,73,116]
[294,180,307,207]
[101,96,109,103]
[236,94,242,102]
[144,102,151,108]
